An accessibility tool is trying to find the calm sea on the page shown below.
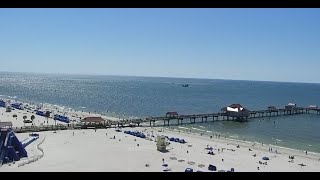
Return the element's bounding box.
[0,72,320,152]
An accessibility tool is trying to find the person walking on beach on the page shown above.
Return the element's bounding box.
[73,132,74,136]
[306,151,308,155]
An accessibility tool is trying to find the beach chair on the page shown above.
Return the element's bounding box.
[185,168,193,172]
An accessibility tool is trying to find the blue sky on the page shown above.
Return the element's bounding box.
[1,8,320,83]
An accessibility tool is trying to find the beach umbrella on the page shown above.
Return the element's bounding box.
[262,157,269,161]
[140,133,146,138]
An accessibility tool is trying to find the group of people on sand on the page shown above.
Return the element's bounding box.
[268,147,278,154]
[258,161,268,165]
[289,155,295,159]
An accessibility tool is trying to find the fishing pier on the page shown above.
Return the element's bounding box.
[120,103,320,128]
[6,103,320,133]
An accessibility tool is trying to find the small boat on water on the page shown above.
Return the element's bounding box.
[182,84,189,87]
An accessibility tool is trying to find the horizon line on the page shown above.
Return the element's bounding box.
[0,70,319,85]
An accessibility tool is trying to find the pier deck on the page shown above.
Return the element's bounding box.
[121,107,320,127]
[10,105,320,133]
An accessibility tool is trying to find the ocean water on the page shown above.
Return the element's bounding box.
[0,72,320,152]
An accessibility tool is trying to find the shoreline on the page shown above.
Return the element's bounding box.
[1,96,319,157]
[144,121,320,154]
[159,126,320,161]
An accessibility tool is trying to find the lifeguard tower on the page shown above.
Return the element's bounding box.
[156,136,169,152]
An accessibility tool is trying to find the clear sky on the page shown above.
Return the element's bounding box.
[1,8,320,83]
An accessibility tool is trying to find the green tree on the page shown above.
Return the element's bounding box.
[31,115,35,121]
[23,115,27,126]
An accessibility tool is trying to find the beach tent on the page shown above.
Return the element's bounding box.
[36,111,45,116]
[54,114,70,123]
[0,100,6,107]
[140,133,146,138]
[174,138,180,142]
[262,157,269,161]
[185,168,193,172]
[169,137,175,141]
[11,103,23,110]
[179,139,186,144]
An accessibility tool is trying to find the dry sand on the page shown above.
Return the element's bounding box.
[0,125,319,172]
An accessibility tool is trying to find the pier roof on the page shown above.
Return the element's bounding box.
[267,106,277,110]
[166,112,178,116]
[81,117,105,123]
[229,104,243,109]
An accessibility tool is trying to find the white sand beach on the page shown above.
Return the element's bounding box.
[0,101,122,129]
[1,124,320,172]
[1,102,320,172]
